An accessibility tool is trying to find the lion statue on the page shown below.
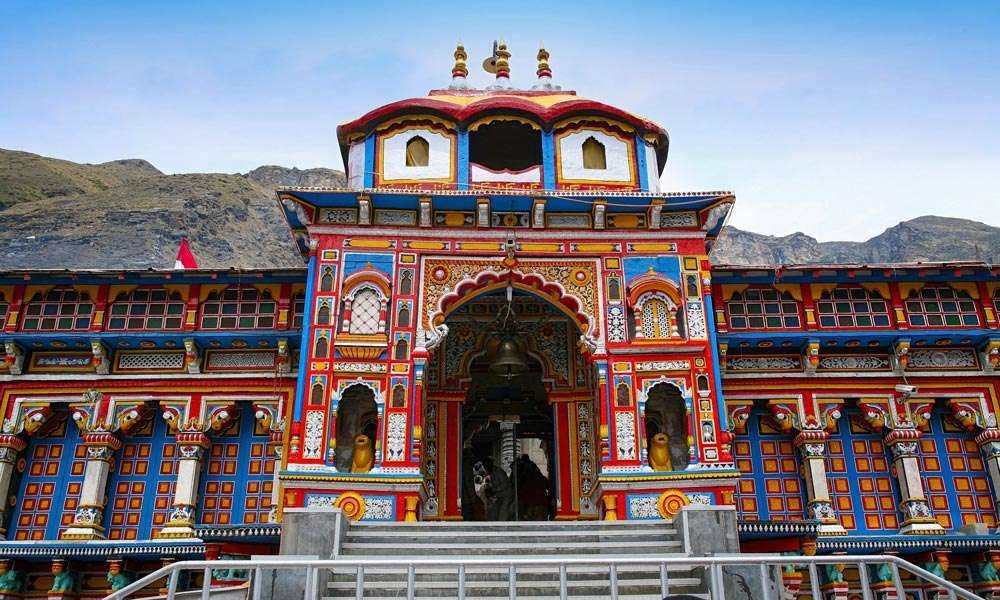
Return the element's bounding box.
[648,432,673,471]
[351,434,374,473]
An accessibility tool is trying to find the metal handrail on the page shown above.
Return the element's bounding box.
[107,554,984,600]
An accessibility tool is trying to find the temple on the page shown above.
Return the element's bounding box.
[0,43,999,598]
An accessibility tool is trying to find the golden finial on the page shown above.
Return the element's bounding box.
[536,45,551,79]
[452,43,468,79]
[495,40,511,80]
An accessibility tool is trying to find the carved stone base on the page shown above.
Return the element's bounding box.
[899,521,946,535]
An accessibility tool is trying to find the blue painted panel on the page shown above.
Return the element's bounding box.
[623,255,681,285]
[293,253,316,422]
[10,422,84,540]
[704,293,728,431]
[343,252,394,278]
[542,131,556,190]
[103,414,172,540]
[635,134,649,192]
[457,129,469,190]
[363,134,376,188]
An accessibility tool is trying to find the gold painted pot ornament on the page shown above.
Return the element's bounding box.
[351,434,374,473]
[648,433,673,472]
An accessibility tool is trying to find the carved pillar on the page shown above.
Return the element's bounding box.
[61,433,121,540]
[794,429,847,535]
[157,431,210,538]
[885,427,944,535]
[0,435,26,539]
[976,428,1000,509]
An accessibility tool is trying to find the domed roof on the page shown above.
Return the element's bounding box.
[335,44,670,173]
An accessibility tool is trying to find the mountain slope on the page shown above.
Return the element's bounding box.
[1,148,996,269]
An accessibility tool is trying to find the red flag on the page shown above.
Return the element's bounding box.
[174,237,199,270]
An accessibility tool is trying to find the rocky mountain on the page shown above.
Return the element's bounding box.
[711,216,1000,265]
[1,148,996,270]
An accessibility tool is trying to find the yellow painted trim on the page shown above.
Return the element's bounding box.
[518,242,561,252]
[720,284,749,301]
[774,284,803,302]
[809,283,837,300]
[899,282,925,299]
[345,239,395,249]
[628,243,676,253]
[456,242,505,251]
[467,114,541,132]
[407,241,448,250]
[860,282,891,299]
[574,243,617,253]
[952,282,980,299]
[373,114,457,133]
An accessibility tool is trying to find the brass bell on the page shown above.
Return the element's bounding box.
[490,337,528,378]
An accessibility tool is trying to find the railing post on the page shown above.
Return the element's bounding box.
[166,569,180,600]
[201,568,211,600]
[355,565,364,600]
[710,563,725,600]
[890,562,906,600]
[458,564,466,600]
[406,564,415,600]
[559,563,567,600]
[660,562,669,597]
[808,563,821,600]
[858,563,873,600]
[253,567,263,600]
[759,563,771,600]
[609,562,619,600]
[508,565,516,600]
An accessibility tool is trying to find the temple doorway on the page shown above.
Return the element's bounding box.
[460,361,555,521]
[422,284,597,521]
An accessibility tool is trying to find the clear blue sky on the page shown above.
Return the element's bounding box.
[1,1,998,240]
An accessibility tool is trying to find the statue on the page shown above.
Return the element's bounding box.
[648,432,673,471]
[49,560,76,594]
[351,434,374,473]
[0,560,24,594]
[824,563,845,584]
[106,561,133,592]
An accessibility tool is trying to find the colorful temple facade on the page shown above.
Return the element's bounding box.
[0,44,999,597]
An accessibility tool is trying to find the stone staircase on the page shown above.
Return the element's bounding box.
[324,520,709,599]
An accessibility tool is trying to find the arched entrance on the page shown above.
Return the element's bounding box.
[421,284,597,521]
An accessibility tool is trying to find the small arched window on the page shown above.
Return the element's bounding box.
[405,136,430,167]
[291,292,305,329]
[397,304,411,327]
[319,268,334,292]
[0,293,7,325]
[200,287,276,330]
[582,137,607,170]
[391,385,406,408]
[107,288,185,331]
[317,301,331,326]
[394,337,409,360]
[310,382,325,405]
[314,336,328,359]
[641,298,674,339]
[348,288,383,335]
[399,270,414,295]
[905,286,979,327]
[616,382,631,407]
[21,288,94,331]
[607,278,621,301]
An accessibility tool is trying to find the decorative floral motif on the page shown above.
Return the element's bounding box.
[627,494,660,519]
[386,413,407,461]
[321,208,358,224]
[302,411,324,459]
[305,495,338,508]
[615,411,636,460]
[817,355,891,371]
[607,304,627,343]
[363,496,396,520]
[727,356,801,371]
[333,362,388,373]
[685,301,707,339]
[660,212,698,228]
[907,349,978,370]
[635,360,690,372]
[374,209,417,226]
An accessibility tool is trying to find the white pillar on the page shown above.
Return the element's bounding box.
[0,434,26,539]
[156,433,210,538]
[61,433,121,540]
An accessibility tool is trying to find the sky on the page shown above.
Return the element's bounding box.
[1,1,998,241]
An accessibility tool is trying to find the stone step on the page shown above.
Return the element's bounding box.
[345,532,676,546]
[328,565,703,583]
[350,520,674,532]
[339,540,684,556]
[324,581,704,597]
[324,595,709,600]
[347,526,678,539]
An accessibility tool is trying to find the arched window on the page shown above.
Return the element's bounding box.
[644,383,689,471]
[107,288,185,331]
[732,409,806,522]
[826,409,899,532]
[641,298,673,339]
[394,337,409,360]
[607,278,621,301]
[919,407,997,530]
[905,286,979,327]
[200,287,276,330]
[314,336,329,359]
[582,137,607,169]
[316,301,331,326]
[391,385,406,408]
[405,136,430,167]
[291,292,305,329]
[21,288,94,331]
[310,382,324,405]
[0,293,9,324]
[348,288,383,335]
[615,382,631,407]
[397,304,411,327]
[319,268,334,292]
[817,287,891,328]
[399,270,414,295]
[727,288,801,330]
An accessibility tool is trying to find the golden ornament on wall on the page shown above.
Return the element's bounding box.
[334,491,367,521]
[656,489,690,519]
